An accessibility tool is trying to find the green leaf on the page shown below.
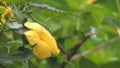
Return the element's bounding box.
[86,5,104,24]
[13,47,34,61]
[0,52,16,63]
[46,57,60,68]
[12,31,21,40]
[13,5,26,23]
[63,38,76,51]
[79,58,99,68]
[0,24,9,32]
[99,0,118,13]
[7,22,22,29]
[30,3,64,12]
[102,24,117,34]
[104,16,120,28]
[0,0,29,5]
[66,0,81,10]
[101,61,120,68]
[0,6,6,15]
[0,47,33,63]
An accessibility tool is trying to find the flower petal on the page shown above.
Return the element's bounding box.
[24,30,40,45]
[37,27,60,55]
[46,38,60,55]
[33,40,51,59]
[24,22,43,33]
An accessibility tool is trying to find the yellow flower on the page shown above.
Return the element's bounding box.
[24,22,60,59]
[2,1,14,19]
[87,0,96,4]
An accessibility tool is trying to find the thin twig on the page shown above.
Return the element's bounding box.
[70,32,93,57]
[60,32,92,68]
[70,36,119,61]
[58,43,70,57]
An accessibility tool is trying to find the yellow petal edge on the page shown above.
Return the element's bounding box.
[24,30,40,45]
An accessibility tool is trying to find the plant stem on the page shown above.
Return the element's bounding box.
[70,36,119,61]
[116,0,120,16]
[60,32,92,68]
[76,16,80,31]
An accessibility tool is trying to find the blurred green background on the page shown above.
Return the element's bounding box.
[0,0,120,68]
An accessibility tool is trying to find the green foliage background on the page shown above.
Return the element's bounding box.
[0,0,120,68]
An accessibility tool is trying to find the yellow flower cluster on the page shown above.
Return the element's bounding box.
[24,22,60,59]
[0,1,14,25]
[87,0,96,4]
[3,1,14,19]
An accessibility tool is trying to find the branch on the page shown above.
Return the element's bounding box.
[70,36,119,61]
[70,32,93,58]
[60,32,93,68]
[58,43,70,57]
